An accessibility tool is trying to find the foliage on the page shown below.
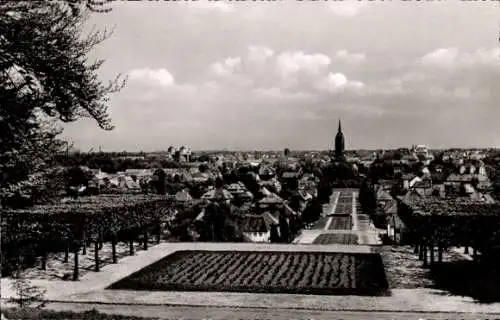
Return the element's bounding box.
[151,168,166,195]
[359,179,377,216]
[0,0,124,205]
[269,224,280,243]
[1,194,174,275]
[301,198,322,224]
[279,215,290,243]
[198,202,244,242]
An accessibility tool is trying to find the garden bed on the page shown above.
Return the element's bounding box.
[328,216,353,230]
[312,233,358,245]
[333,203,352,215]
[108,250,389,296]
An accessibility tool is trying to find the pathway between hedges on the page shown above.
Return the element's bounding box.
[294,189,381,245]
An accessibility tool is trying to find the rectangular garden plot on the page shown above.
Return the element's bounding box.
[328,216,353,230]
[313,233,358,245]
[108,250,389,296]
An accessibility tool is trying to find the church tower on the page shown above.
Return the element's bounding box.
[335,119,345,160]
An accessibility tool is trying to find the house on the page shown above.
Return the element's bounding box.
[408,176,423,188]
[282,171,300,180]
[175,189,193,203]
[258,192,284,210]
[410,179,433,197]
[226,183,246,197]
[240,212,280,243]
[386,211,408,244]
[201,187,233,204]
[397,189,422,206]
[401,174,416,190]
[258,166,276,180]
[377,179,396,191]
[376,188,393,207]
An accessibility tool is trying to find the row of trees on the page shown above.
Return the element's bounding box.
[2,195,174,279]
[1,0,125,207]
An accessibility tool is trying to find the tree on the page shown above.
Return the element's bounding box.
[279,215,290,243]
[359,180,377,216]
[151,168,166,195]
[302,198,322,224]
[269,224,280,243]
[0,1,125,205]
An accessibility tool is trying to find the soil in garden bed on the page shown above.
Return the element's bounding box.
[312,233,358,245]
[328,216,353,230]
[107,250,389,296]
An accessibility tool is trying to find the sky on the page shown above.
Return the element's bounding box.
[62,0,500,151]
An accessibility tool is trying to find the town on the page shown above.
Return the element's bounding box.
[3,119,500,319]
[2,0,500,319]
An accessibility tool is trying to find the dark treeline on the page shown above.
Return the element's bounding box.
[53,152,196,173]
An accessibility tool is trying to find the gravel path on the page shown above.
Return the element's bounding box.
[4,302,498,320]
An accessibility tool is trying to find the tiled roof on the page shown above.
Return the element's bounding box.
[402,173,416,181]
[376,189,393,202]
[282,172,299,179]
[240,215,268,233]
[259,192,284,205]
[446,174,474,182]
[240,212,279,233]
[383,199,398,214]
[201,188,233,201]
[258,166,275,176]
[411,180,432,189]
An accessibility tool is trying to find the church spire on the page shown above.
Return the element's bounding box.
[334,118,345,160]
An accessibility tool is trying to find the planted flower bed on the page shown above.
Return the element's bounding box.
[333,203,352,216]
[108,250,389,296]
[312,233,358,245]
[328,216,353,230]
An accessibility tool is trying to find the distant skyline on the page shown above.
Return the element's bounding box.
[63,1,500,151]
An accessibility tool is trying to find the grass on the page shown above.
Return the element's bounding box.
[2,308,162,320]
[108,250,389,296]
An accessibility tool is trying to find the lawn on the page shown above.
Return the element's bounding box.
[313,233,358,245]
[328,216,353,230]
[2,308,161,320]
[108,250,389,296]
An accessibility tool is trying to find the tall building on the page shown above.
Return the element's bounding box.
[335,119,345,160]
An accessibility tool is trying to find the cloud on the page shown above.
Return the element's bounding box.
[253,87,314,101]
[129,68,175,86]
[210,57,242,76]
[185,1,234,13]
[247,45,274,62]
[276,51,331,76]
[328,1,367,17]
[335,50,366,64]
[314,72,364,93]
[417,47,500,68]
